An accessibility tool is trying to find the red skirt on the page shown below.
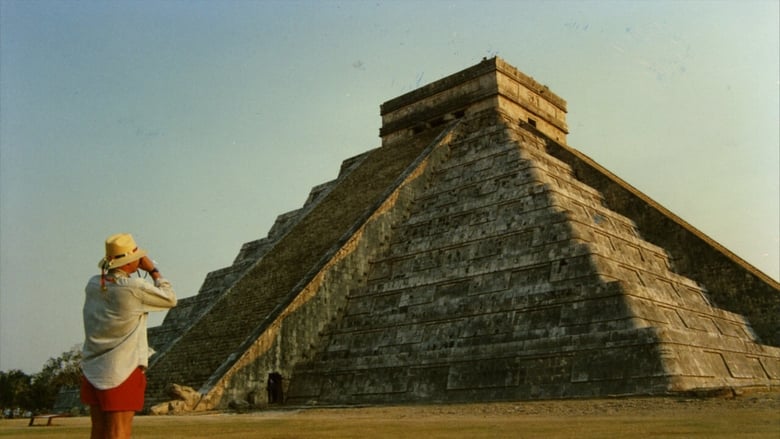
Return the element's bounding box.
[80,367,146,412]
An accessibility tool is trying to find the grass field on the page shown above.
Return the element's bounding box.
[2,393,779,438]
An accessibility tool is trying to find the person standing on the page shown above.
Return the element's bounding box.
[80,233,177,439]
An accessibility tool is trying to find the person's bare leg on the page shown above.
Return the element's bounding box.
[105,410,135,439]
[89,405,106,439]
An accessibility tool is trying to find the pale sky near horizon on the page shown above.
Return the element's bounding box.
[1,0,778,373]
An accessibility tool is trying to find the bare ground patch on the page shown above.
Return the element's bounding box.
[2,392,779,438]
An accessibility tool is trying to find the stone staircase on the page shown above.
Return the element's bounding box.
[144,127,447,407]
[147,150,370,362]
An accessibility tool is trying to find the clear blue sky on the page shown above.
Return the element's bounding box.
[1,0,778,373]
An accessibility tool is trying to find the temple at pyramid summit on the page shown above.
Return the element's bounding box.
[146,57,780,412]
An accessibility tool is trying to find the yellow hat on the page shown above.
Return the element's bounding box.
[98,233,147,270]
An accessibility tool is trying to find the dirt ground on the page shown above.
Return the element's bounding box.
[357,389,780,417]
[340,392,775,415]
[2,391,779,438]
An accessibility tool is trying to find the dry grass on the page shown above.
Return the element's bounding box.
[2,393,779,438]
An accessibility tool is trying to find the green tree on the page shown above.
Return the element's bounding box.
[0,369,32,410]
[1,345,82,412]
[29,345,83,411]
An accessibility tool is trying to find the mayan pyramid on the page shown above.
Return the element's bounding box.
[146,57,779,411]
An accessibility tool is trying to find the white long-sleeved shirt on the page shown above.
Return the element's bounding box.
[81,272,177,389]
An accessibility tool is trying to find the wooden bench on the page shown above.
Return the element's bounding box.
[28,413,71,426]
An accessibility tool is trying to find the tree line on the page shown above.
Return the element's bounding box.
[0,346,82,414]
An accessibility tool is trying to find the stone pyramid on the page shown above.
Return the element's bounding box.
[146,57,779,411]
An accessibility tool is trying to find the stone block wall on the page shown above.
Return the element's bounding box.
[380,57,567,146]
[147,151,371,376]
[145,58,778,411]
[144,126,448,409]
[543,134,780,346]
[201,128,456,409]
[285,110,778,404]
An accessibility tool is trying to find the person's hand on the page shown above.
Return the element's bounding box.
[138,256,156,273]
